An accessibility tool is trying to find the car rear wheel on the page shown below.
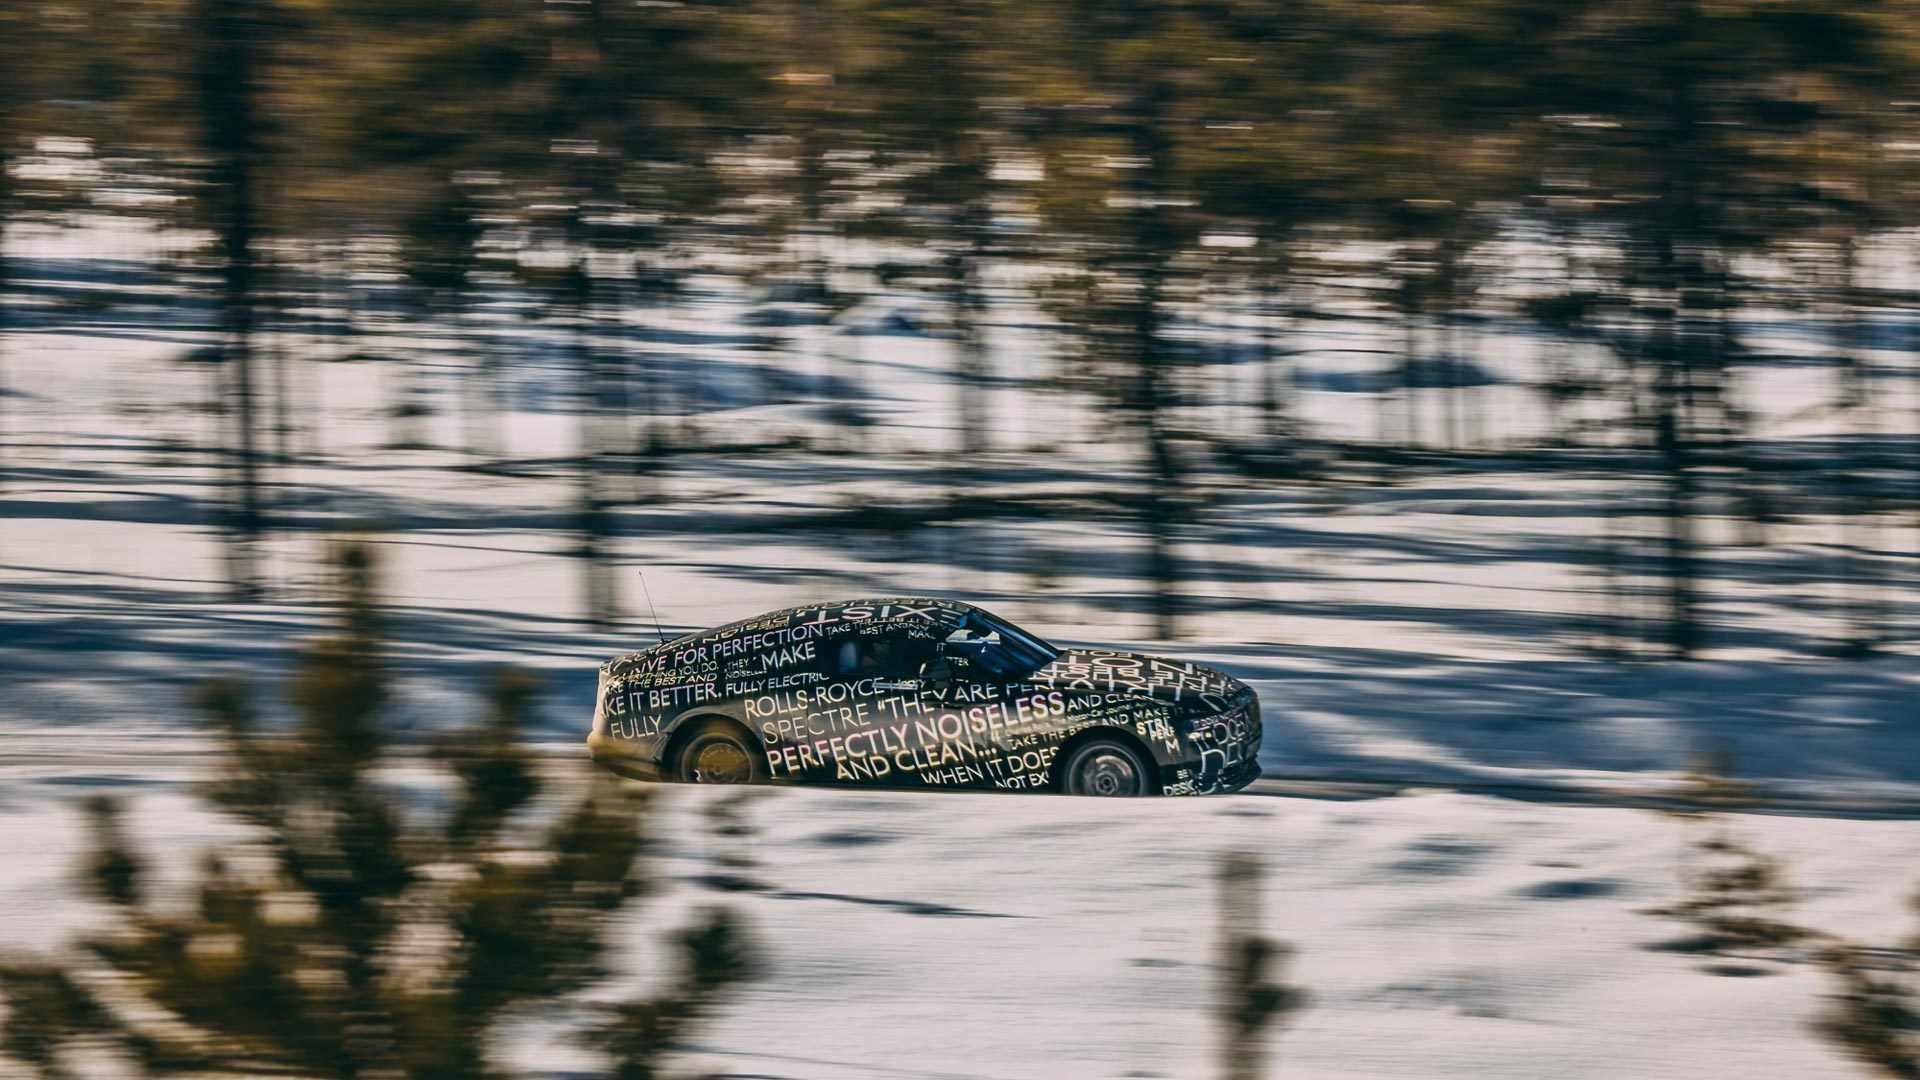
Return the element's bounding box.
[1060,738,1153,797]
[674,722,766,786]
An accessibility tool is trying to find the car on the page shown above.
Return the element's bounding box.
[586,598,1261,796]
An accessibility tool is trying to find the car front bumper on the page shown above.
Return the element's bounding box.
[1214,756,1262,793]
[1160,754,1261,796]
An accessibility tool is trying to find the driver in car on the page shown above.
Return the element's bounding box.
[839,636,932,678]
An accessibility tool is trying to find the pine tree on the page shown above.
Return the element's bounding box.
[1641,748,1809,953]
[1818,889,1920,1080]
[1820,941,1920,1080]
[1645,829,1810,952]
[0,542,751,1078]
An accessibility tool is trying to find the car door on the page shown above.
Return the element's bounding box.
[925,624,1073,792]
[876,622,1054,791]
[790,627,933,787]
[732,629,841,785]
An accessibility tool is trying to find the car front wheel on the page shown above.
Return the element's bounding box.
[1060,738,1153,797]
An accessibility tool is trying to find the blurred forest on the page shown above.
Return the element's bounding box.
[6,7,1920,1073]
[2,0,1918,656]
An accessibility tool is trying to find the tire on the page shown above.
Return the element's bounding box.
[673,721,768,786]
[1059,738,1154,797]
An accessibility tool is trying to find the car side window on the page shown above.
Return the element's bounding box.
[943,614,1056,680]
[832,633,929,679]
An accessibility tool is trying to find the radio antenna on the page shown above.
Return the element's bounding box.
[637,571,667,645]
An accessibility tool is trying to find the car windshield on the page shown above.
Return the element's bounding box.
[945,610,1060,681]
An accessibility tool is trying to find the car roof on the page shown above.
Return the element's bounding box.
[604,597,976,670]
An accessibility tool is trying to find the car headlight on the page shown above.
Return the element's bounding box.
[1193,706,1253,745]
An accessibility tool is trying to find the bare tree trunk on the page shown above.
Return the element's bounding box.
[1835,235,1881,656]
[1653,346,1697,657]
[1217,852,1304,1080]
[1125,80,1182,640]
[575,271,619,630]
[1452,311,1480,448]
[0,150,10,495]
[633,269,661,459]
[949,205,990,458]
[1594,465,1625,658]
[455,300,498,465]
[1443,311,1463,449]
[1650,34,1705,659]
[1910,252,1920,647]
[785,0,852,434]
[1256,258,1290,443]
[1402,304,1422,450]
[194,0,267,601]
[269,269,289,471]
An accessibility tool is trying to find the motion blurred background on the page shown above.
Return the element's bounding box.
[1,0,1918,1077]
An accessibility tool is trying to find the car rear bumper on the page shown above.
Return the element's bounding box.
[587,731,665,783]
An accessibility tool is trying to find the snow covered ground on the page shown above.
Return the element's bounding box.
[1,771,1916,1079]
[3,216,1919,1076]
[535,785,1920,1080]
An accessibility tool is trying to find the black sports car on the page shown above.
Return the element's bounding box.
[586,598,1262,796]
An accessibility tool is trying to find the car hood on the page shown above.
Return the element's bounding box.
[1028,649,1250,708]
